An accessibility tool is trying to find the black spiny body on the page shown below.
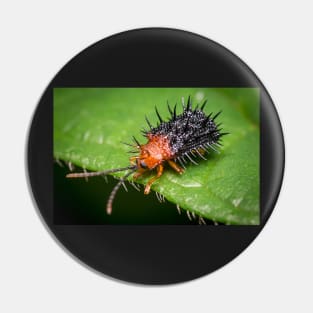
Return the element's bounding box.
[144,96,226,168]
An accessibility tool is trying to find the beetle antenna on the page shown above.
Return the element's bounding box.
[106,168,136,214]
[66,165,137,178]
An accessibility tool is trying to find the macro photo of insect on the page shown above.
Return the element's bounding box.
[54,88,260,225]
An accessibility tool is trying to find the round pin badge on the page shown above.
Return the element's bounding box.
[27,28,284,284]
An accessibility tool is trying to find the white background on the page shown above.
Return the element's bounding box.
[1,1,312,312]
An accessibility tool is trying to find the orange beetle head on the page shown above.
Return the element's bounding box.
[137,148,160,170]
[134,135,173,170]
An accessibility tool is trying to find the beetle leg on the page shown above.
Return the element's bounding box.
[144,164,164,194]
[168,160,184,174]
[133,169,146,180]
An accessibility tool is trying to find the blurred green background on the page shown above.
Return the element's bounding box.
[54,88,260,225]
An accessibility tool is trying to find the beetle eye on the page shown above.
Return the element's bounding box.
[140,160,148,169]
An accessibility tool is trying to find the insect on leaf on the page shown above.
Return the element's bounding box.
[54,88,260,225]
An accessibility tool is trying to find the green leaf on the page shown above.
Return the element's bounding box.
[54,88,260,225]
